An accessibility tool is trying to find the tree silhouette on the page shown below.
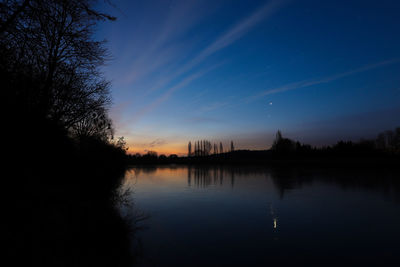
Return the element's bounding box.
[116,136,128,151]
[375,127,400,153]
[1,3,144,267]
[275,130,282,142]
[0,0,31,34]
[72,108,113,141]
[272,130,295,154]
[188,140,214,156]
[2,0,115,139]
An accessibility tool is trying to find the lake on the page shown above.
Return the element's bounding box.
[119,165,400,266]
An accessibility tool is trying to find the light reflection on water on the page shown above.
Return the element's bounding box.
[120,165,400,266]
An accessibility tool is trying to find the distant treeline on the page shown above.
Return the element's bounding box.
[127,127,400,165]
[270,128,400,157]
[188,140,235,156]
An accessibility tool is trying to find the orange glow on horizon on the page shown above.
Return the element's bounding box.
[126,142,187,156]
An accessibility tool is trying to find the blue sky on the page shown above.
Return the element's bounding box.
[96,0,400,155]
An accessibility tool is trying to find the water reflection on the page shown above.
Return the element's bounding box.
[270,204,278,230]
[122,165,400,266]
[187,166,234,188]
[184,165,400,201]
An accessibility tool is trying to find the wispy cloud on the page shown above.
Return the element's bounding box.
[191,0,286,66]
[111,0,288,126]
[248,58,400,101]
[117,1,210,85]
[147,0,287,93]
[130,62,223,124]
[148,138,167,147]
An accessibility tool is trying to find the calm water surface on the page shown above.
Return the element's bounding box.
[120,166,400,266]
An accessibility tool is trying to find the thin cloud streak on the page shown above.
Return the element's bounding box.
[193,0,285,64]
[248,58,400,101]
[147,0,287,93]
[120,1,209,85]
[129,62,223,124]
[148,138,167,147]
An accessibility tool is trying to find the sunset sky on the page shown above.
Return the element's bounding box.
[96,0,400,155]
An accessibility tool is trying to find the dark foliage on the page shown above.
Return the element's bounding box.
[1,1,138,266]
[128,128,400,166]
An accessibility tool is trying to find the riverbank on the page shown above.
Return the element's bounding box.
[5,121,135,267]
[127,150,400,167]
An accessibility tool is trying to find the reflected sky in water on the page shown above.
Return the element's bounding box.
[121,166,400,266]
